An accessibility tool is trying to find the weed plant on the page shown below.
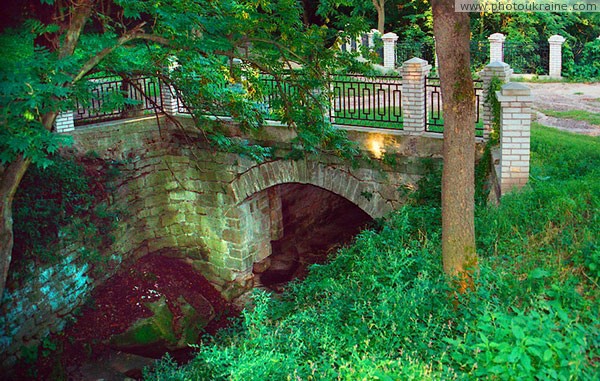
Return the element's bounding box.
[145,125,599,380]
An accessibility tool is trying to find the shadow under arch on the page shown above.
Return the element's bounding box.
[229,159,392,219]
[235,180,374,290]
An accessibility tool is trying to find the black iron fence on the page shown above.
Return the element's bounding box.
[396,41,436,67]
[330,75,403,129]
[503,40,549,75]
[470,40,490,71]
[73,74,485,133]
[74,76,162,126]
[425,77,484,136]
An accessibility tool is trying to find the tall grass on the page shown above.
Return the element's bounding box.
[145,125,599,380]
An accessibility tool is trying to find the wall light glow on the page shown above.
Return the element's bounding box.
[367,134,386,159]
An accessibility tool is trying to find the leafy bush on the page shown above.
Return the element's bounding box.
[568,39,600,80]
[146,125,599,379]
[11,154,121,276]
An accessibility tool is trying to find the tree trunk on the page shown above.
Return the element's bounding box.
[373,0,386,34]
[0,157,31,299]
[431,0,478,288]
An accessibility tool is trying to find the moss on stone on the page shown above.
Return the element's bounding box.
[109,297,176,348]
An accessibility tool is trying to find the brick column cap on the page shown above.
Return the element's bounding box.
[401,57,431,71]
[496,82,532,101]
[486,61,510,69]
[382,32,399,42]
[488,33,506,42]
[479,61,513,77]
[548,35,566,45]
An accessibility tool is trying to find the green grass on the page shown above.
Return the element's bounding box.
[333,108,484,135]
[145,125,600,380]
[426,115,484,137]
[332,106,403,129]
[511,76,564,83]
[542,109,600,126]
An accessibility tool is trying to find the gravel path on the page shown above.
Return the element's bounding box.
[524,82,600,136]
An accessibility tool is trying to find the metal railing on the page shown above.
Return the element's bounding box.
[503,41,549,75]
[74,76,162,126]
[396,41,435,67]
[330,75,403,129]
[73,75,485,134]
[470,40,490,71]
[425,77,484,136]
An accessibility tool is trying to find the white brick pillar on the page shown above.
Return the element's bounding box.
[401,57,431,132]
[496,83,532,195]
[382,32,399,69]
[479,61,513,139]
[433,36,438,73]
[488,33,506,63]
[548,35,566,79]
[160,82,180,115]
[54,111,75,133]
[161,58,181,114]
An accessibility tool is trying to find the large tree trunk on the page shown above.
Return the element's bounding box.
[0,157,31,299]
[373,0,386,33]
[431,0,478,287]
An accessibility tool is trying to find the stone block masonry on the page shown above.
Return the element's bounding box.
[0,249,100,369]
[67,116,456,300]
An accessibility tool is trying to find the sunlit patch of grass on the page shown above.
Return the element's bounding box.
[542,109,600,126]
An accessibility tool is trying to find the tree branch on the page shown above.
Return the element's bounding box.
[73,27,171,83]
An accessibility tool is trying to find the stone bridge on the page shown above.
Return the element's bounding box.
[2,64,535,369]
[69,115,459,298]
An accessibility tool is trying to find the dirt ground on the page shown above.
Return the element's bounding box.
[525,81,600,136]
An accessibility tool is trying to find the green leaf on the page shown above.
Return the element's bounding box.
[508,346,521,363]
[530,268,550,279]
[479,332,489,345]
[511,324,525,340]
[521,353,533,371]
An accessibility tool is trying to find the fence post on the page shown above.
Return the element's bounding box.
[433,36,439,74]
[401,57,431,132]
[54,111,75,132]
[479,61,513,139]
[160,81,180,115]
[548,35,566,79]
[161,58,181,115]
[488,33,505,63]
[496,82,532,195]
[382,32,399,69]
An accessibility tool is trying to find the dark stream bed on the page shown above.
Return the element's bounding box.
[13,184,372,380]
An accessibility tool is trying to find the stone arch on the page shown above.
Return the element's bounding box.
[229,159,392,218]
